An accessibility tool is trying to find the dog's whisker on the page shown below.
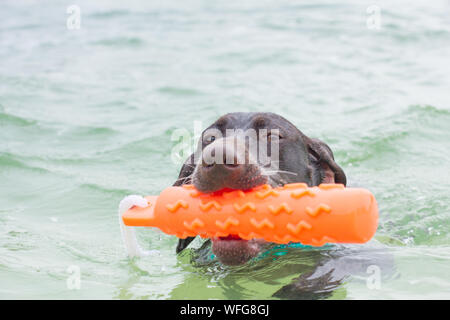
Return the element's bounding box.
[267,175,286,187]
[174,174,193,183]
[263,170,298,176]
[260,171,276,176]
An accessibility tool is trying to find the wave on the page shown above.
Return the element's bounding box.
[340,104,449,164]
[0,108,37,127]
[66,125,118,137]
[0,105,118,138]
[157,86,204,96]
[406,104,450,116]
[0,152,51,174]
[78,182,133,198]
[89,10,131,19]
[92,37,145,47]
[0,152,140,199]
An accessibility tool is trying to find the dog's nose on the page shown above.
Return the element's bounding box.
[194,137,251,192]
[197,155,246,192]
[193,136,266,193]
[201,148,241,170]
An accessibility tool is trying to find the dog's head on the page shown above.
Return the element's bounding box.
[174,112,346,265]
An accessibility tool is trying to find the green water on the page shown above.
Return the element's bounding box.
[1,0,449,299]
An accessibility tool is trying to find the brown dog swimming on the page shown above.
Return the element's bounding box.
[119,112,393,299]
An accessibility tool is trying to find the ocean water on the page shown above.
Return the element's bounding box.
[0,0,449,299]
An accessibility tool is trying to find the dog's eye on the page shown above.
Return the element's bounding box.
[204,135,216,144]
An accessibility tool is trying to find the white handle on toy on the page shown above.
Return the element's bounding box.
[118,195,159,258]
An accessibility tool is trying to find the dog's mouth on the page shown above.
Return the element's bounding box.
[211,234,266,266]
[219,234,242,241]
[193,162,269,193]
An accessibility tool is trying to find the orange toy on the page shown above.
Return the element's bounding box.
[121,183,378,246]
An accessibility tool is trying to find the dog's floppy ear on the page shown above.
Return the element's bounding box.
[305,137,347,186]
[173,153,197,253]
[173,153,196,186]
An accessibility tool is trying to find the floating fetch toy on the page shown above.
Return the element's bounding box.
[118,183,378,256]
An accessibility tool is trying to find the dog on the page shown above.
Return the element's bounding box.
[120,112,393,299]
[172,112,346,266]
